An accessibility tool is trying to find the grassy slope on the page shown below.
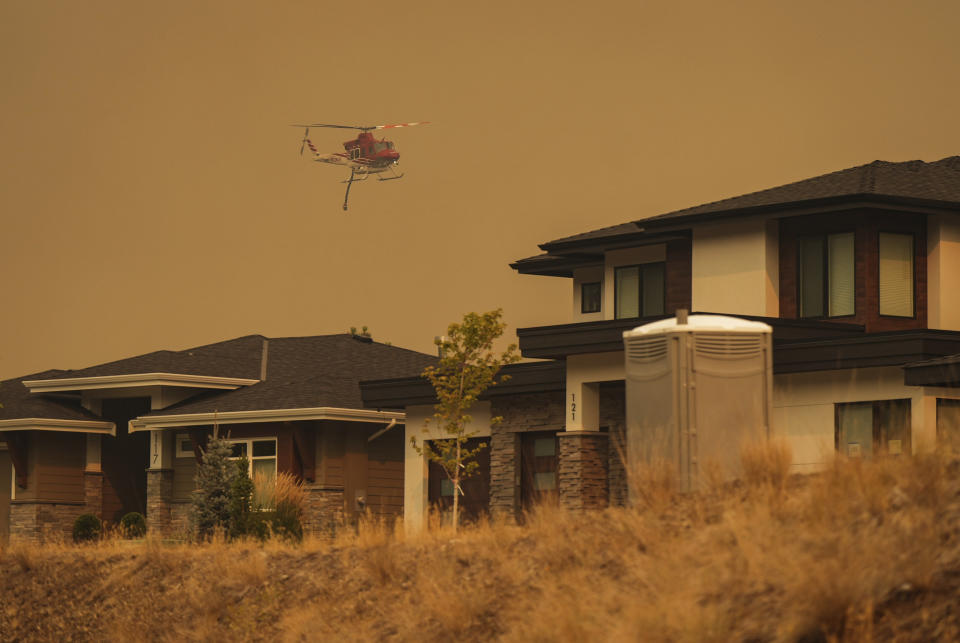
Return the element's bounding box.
[2,449,959,642]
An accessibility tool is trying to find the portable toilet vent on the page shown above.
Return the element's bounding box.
[623,313,773,493]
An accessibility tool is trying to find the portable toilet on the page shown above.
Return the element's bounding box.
[623,312,773,493]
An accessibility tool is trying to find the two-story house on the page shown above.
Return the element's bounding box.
[362,155,960,530]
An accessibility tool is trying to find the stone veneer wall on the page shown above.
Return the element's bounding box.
[146,469,174,536]
[303,484,345,538]
[171,501,193,537]
[489,392,565,521]
[10,502,84,543]
[558,432,609,510]
[83,471,104,519]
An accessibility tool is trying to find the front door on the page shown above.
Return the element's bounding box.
[521,431,559,511]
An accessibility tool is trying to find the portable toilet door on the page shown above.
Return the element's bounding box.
[624,313,773,493]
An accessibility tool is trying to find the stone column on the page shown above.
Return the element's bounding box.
[489,430,520,521]
[84,434,104,518]
[146,469,174,536]
[302,484,344,538]
[558,431,609,511]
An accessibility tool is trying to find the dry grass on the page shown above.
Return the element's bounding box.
[2,447,960,642]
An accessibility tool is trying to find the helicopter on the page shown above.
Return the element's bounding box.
[292,121,429,210]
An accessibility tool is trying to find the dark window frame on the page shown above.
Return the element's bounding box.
[877,231,917,320]
[797,230,857,320]
[614,262,666,320]
[580,281,602,314]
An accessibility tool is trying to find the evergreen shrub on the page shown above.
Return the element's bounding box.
[72,513,102,543]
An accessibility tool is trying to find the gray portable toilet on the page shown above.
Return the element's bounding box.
[623,313,773,493]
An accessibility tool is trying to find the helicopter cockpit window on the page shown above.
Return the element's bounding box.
[373,142,389,153]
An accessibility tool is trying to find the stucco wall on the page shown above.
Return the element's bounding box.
[773,366,960,472]
[927,214,960,331]
[692,218,779,316]
[403,402,492,532]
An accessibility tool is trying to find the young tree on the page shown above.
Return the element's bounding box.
[412,309,519,531]
[192,433,241,538]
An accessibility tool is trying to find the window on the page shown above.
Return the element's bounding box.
[878,232,914,317]
[175,434,193,459]
[614,263,665,319]
[227,438,278,480]
[581,282,601,314]
[798,232,855,318]
[835,399,910,458]
[936,398,960,453]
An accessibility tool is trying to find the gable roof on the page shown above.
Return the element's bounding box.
[142,335,437,416]
[533,156,960,257]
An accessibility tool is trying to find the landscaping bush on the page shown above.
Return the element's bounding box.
[72,513,102,543]
[120,512,147,538]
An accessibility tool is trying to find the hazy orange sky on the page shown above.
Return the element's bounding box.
[2,1,959,379]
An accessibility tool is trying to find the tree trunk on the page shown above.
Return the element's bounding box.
[452,440,461,533]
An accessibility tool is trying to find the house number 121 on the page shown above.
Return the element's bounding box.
[570,393,576,421]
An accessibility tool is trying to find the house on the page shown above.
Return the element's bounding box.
[0,333,436,543]
[362,155,960,530]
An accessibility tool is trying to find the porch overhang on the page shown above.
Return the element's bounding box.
[129,407,405,432]
[23,372,260,394]
[0,418,116,436]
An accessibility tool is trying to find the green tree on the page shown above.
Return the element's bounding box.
[412,309,519,532]
[192,434,240,538]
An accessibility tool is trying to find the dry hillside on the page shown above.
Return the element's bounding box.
[2,447,959,642]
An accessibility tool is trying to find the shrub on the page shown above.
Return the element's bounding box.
[72,513,102,543]
[120,512,147,538]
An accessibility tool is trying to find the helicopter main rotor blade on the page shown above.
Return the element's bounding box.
[373,121,430,130]
[291,122,431,131]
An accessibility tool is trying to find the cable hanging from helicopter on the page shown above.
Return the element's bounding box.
[291,121,429,211]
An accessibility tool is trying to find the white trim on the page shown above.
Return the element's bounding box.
[0,418,116,436]
[23,372,260,393]
[129,407,405,432]
[175,433,194,458]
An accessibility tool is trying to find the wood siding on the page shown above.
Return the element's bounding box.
[779,210,927,332]
[366,429,404,516]
[665,237,693,315]
[0,448,10,543]
[172,454,197,501]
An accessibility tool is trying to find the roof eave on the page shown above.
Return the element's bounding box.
[23,372,261,393]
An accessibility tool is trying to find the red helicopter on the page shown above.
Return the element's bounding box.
[292,121,429,210]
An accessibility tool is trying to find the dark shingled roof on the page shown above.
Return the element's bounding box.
[144,335,437,416]
[642,156,960,226]
[36,335,267,381]
[533,156,960,254]
[0,371,104,422]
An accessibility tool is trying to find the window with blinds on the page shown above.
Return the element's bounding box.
[798,232,855,318]
[615,263,665,319]
[878,232,914,317]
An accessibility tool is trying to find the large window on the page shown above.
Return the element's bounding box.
[878,232,915,317]
[835,399,910,458]
[614,263,665,319]
[798,232,855,318]
[227,438,278,480]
